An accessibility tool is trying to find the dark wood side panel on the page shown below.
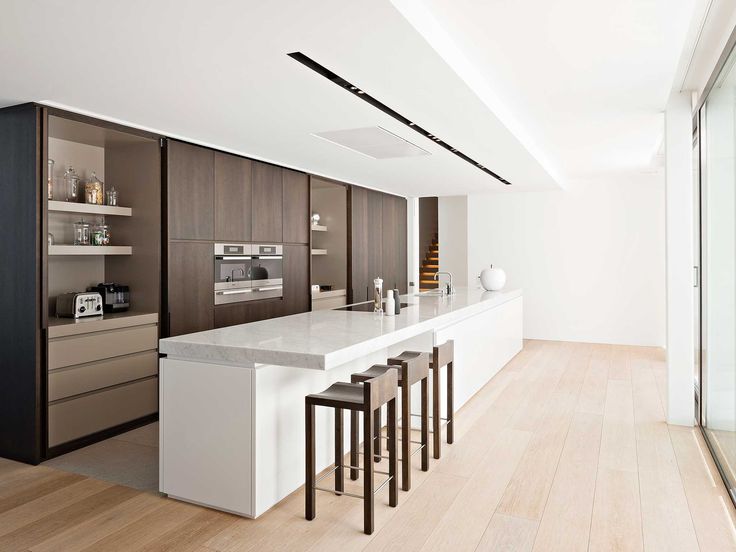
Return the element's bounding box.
[283,245,310,315]
[282,169,310,244]
[167,140,214,240]
[214,152,252,242]
[167,242,214,337]
[252,161,283,243]
[0,104,42,464]
[381,194,399,291]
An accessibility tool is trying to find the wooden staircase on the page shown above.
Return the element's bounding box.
[419,233,439,291]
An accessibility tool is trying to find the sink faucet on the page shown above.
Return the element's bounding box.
[434,271,454,295]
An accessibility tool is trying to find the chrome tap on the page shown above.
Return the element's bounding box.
[434,271,454,295]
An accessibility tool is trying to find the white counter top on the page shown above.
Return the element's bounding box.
[159,287,522,370]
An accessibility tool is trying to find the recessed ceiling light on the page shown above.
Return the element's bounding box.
[287,51,510,185]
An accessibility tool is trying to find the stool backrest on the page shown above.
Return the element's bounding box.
[402,354,429,384]
[364,369,398,411]
[434,340,454,368]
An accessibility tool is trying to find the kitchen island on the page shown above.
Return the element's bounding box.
[158,287,522,517]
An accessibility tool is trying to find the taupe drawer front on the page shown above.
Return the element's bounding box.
[48,351,158,402]
[48,325,158,370]
[48,377,158,447]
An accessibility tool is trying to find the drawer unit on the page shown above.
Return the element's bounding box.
[48,324,158,370]
[48,351,158,402]
[48,377,158,447]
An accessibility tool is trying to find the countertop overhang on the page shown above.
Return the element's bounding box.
[158,287,522,370]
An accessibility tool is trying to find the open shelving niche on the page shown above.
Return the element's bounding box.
[46,113,161,321]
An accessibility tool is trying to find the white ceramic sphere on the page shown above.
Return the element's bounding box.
[480,265,506,291]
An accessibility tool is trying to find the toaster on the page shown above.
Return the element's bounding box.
[88,283,130,313]
[56,292,103,318]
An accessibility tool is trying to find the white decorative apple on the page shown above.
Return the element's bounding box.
[479,265,506,291]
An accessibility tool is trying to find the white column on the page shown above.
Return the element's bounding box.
[407,197,420,293]
[665,91,695,426]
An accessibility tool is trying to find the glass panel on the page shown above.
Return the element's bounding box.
[702,49,736,494]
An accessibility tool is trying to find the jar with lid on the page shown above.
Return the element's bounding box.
[105,185,118,206]
[63,166,80,202]
[73,220,91,245]
[91,223,110,246]
[47,159,54,200]
[85,171,104,205]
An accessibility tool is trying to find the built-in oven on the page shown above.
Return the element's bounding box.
[213,244,283,305]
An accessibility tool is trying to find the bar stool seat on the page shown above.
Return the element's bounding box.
[388,340,454,459]
[350,356,429,491]
[305,371,399,535]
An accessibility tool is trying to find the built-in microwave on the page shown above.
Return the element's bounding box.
[213,244,283,305]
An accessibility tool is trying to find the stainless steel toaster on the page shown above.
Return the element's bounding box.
[56,292,103,318]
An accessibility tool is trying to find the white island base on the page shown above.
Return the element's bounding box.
[159,289,522,518]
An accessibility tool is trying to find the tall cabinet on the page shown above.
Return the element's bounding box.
[0,103,162,463]
[349,186,408,303]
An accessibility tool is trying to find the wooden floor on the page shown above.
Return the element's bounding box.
[1,340,735,551]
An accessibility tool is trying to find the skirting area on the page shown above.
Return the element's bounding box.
[0,340,734,551]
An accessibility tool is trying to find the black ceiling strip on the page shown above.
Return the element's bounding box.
[287,51,511,185]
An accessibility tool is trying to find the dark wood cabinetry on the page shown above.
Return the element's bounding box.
[283,245,310,315]
[167,242,213,337]
[167,140,214,240]
[214,152,252,242]
[252,161,283,242]
[349,186,407,303]
[282,169,310,244]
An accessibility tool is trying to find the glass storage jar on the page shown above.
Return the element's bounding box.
[105,185,118,206]
[47,159,54,200]
[63,166,80,202]
[91,223,110,246]
[73,220,91,245]
[85,171,104,205]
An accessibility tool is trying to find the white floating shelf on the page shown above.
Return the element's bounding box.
[48,200,132,217]
[49,245,133,256]
[311,224,327,232]
[311,249,327,256]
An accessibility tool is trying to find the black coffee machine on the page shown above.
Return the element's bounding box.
[88,283,130,313]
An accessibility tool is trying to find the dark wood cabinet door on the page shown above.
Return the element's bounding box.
[214,152,252,242]
[367,189,383,290]
[282,169,310,244]
[396,196,408,293]
[252,161,283,243]
[167,140,214,240]
[283,245,310,315]
[349,186,369,303]
[381,194,399,290]
[167,242,214,337]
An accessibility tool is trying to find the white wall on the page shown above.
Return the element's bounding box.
[439,173,666,347]
[438,196,468,287]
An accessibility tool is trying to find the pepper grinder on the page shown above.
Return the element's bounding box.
[393,289,401,314]
[385,291,395,317]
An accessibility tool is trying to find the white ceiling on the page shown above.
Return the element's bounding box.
[0,1,704,195]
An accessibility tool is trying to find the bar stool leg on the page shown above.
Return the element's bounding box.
[387,396,398,507]
[305,402,316,520]
[363,406,375,535]
[432,364,441,459]
[421,377,429,471]
[373,408,382,462]
[350,411,359,481]
[447,361,454,444]
[334,408,344,494]
[401,381,411,491]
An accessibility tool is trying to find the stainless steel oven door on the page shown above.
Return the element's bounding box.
[249,244,283,287]
[214,243,253,289]
[214,282,255,305]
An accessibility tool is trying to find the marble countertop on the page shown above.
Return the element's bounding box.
[159,287,522,370]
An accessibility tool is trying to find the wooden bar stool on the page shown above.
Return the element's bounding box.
[349,354,429,491]
[305,370,398,535]
[389,340,454,459]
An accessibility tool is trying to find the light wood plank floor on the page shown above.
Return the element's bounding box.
[1,340,735,551]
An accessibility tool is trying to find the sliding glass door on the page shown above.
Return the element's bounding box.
[700,46,736,501]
